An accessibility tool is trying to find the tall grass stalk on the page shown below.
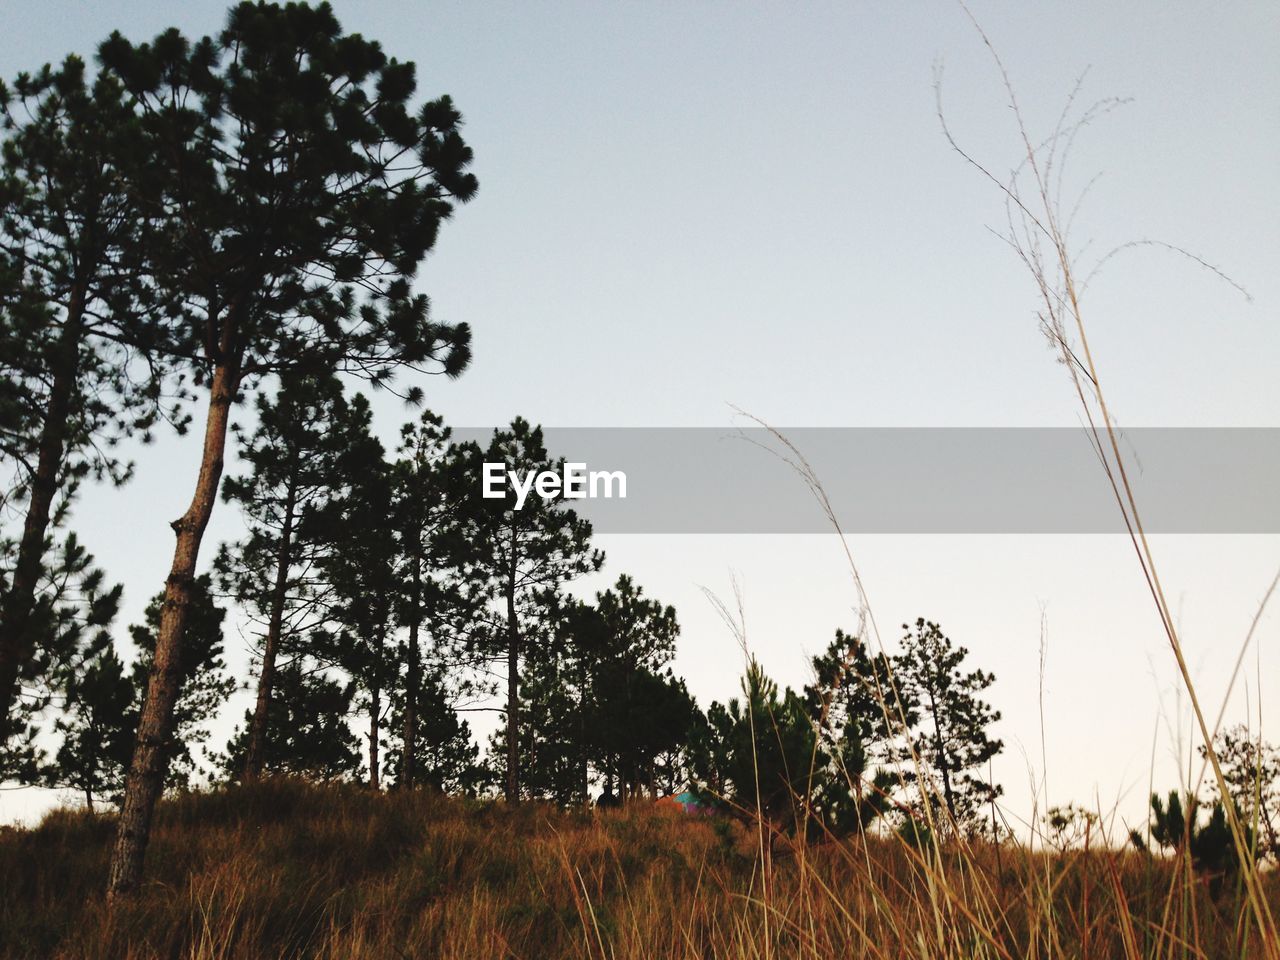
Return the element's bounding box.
[933,4,1275,954]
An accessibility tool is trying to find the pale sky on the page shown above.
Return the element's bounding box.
[2,1,1277,834]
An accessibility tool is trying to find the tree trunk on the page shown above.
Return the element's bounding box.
[399,549,422,788]
[369,680,381,789]
[504,545,520,803]
[0,286,85,743]
[106,359,238,901]
[927,687,957,825]
[1261,794,1280,862]
[579,662,589,808]
[242,477,298,782]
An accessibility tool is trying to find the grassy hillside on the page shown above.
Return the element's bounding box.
[1,779,1275,959]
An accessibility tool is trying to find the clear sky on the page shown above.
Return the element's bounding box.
[1,2,1277,833]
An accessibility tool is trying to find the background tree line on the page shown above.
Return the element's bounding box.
[0,0,478,897]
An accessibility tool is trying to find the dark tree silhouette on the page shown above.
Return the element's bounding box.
[574,575,684,800]
[491,642,583,804]
[892,618,1002,831]
[698,660,863,834]
[384,663,479,794]
[1199,725,1280,862]
[1,534,120,781]
[215,373,366,781]
[47,576,229,806]
[805,628,904,752]
[804,629,904,821]
[309,398,397,789]
[128,575,233,789]
[456,419,601,802]
[1131,790,1252,889]
[596,667,699,800]
[44,641,136,811]
[0,56,181,746]
[218,661,360,782]
[389,412,479,788]
[97,1,477,896]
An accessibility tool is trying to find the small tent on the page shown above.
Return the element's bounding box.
[656,790,711,815]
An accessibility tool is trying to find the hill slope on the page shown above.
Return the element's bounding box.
[1,779,1273,959]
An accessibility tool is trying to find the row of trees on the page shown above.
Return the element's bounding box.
[37,395,603,805]
[30,362,1008,829]
[40,466,1012,839]
[0,1,479,897]
[13,359,1010,836]
[8,354,1014,838]
[0,0,1014,899]
[1125,725,1280,883]
[693,619,1003,838]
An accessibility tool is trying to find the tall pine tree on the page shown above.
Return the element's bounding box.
[456,419,601,802]
[575,575,686,800]
[804,629,905,818]
[389,412,479,788]
[215,372,365,781]
[310,400,398,789]
[98,2,477,895]
[0,55,181,748]
[5,534,121,782]
[217,662,360,782]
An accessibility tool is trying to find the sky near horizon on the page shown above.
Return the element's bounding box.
[1,2,1277,832]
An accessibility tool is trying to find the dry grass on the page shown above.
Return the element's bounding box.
[1,778,1277,959]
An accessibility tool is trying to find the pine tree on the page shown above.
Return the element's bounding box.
[492,655,578,803]
[1132,790,1251,887]
[0,533,121,781]
[698,658,891,836]
[98,2,477,896]
[892,618,1002,832]
[0,55,182,746]
[215,372,365,781]
[597,667,699,799]
[491,577,691,807]
[128,575,233,789]
[217,661,360,782]
[385,664,479,794]
[574,575,684,800]
[804,629,904,821]
[1199,725,1280,862]
[46,576,231,806]
[455,419,602,802]
[805,629,904,749]
[44,642,137,811]
[702,660,821,828]
[389,411,479,788]
[310,402,398,789]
